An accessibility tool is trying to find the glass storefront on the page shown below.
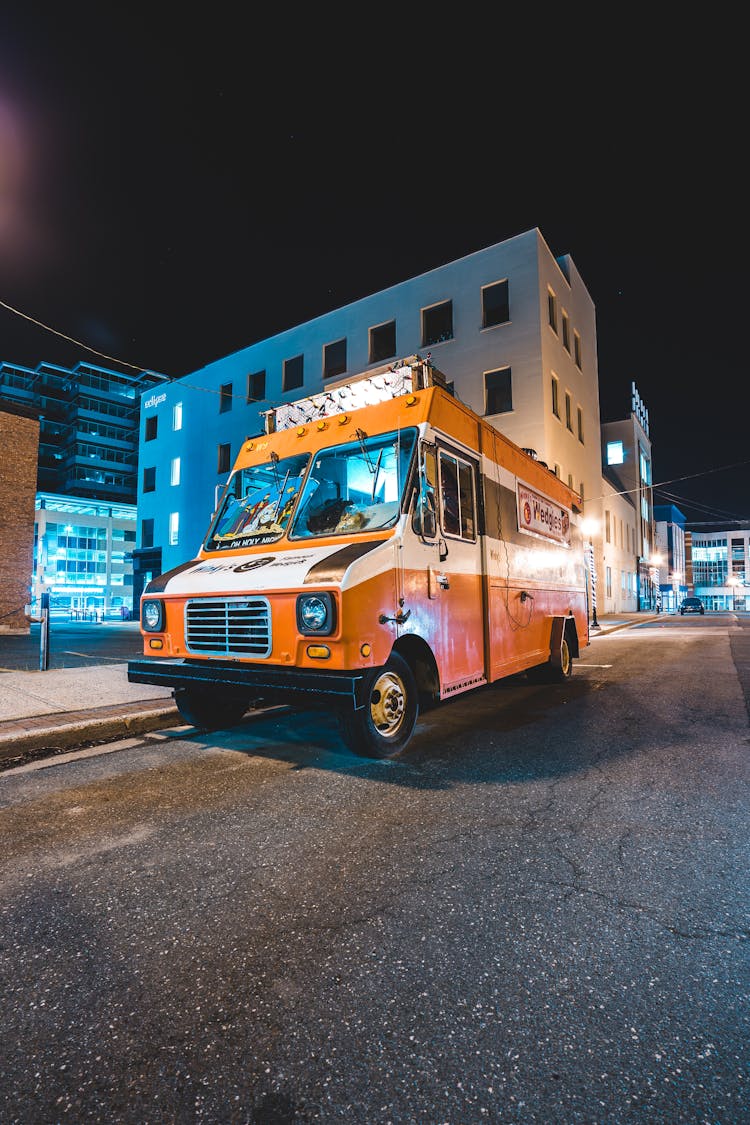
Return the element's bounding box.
[32,493,136,619]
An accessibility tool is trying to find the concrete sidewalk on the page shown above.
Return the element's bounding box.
[0,662,182,765]
[0,614,658,767]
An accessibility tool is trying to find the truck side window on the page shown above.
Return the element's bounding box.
[438,449,476,541]
[412,442,438,539]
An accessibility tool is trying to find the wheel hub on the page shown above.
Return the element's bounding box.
[370,671,406,735]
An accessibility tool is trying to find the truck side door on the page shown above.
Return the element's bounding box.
[408,440,486,696]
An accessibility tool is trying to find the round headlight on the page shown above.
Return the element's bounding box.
[143,600,163,631]
[299,595,329,632]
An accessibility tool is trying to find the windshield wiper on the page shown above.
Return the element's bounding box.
[355,428,377,476]
[370,448,384,500]
[269,450,282,490]
[273,469,292,519]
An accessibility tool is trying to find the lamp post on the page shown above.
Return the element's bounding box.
[650,552,664,613]
[581,518,600,630]
[727,573,740,611]
[671,570,682,614]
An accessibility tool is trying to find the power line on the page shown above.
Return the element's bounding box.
[2,295,748,515]
[0,298,170,381]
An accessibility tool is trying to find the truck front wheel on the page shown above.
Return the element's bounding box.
[173,687,250,732]
[339,653,418,759]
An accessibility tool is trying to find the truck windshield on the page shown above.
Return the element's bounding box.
[289,428,417,540]
[205,453,310,550]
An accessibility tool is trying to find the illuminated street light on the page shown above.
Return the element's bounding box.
[650,551,664,613]
[581,517,600,630]
[727,573,741,611]
[671,570,682,614]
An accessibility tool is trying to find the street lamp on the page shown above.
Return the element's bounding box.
[581,517,600,630]
[671,570,682,614]
[650,552,664,612]
[727,573,741,611]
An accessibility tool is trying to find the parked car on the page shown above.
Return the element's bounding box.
[679,596,705,615]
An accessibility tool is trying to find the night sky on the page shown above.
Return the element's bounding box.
[1,13,746,522]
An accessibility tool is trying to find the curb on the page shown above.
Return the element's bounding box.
[590,615,660,637]
[0,702,181,765]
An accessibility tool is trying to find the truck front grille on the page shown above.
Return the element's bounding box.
[184,597,272,657]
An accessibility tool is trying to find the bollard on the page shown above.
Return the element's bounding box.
[39,592,50,671]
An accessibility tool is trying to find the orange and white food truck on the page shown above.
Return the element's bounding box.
[128,356,589,758]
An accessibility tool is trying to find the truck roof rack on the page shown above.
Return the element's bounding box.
[261,354,448,434]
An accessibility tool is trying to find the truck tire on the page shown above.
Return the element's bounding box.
[528,634,573,684]
[547,634,573,681]
[173,687,250,732]
[339,653,418,759]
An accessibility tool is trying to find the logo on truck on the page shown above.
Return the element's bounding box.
[517,483,571,546]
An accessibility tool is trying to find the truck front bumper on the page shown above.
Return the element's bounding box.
[127,658,369,711]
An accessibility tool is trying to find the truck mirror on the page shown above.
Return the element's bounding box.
[412,490,437,540]
[421,494,437,539]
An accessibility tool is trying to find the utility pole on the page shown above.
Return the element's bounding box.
[39,591,50,671]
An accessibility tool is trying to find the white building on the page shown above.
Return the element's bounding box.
[687,522,750,611]
[599,478,639,613]
[134,228,605,606]
[653,504,688,612]
[600,384,658,610]
[33,492,136,619]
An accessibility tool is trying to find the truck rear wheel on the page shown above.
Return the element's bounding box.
[339,653,418,759]
[548,635,573,681]
[527,635,573,684]
[173,687,250,732]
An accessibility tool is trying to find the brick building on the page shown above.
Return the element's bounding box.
[0,401,40,633]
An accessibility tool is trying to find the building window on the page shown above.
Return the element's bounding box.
[172,402,182,431]
[605,510,611,543]
[548,289,558,333]
[421,300,453,347]
[551,375,560,418]
[323,338,347,380]
[220,383,233,413]
[145,415,157,441]
[553,463,561,477]
[577,406,584,443]
[607,440,624,465]
[283,354,304,392]
[574,331,582,369]
[639,448,652,485]
[217,443,231,474]
[579,479,585,501]
[170,457,181,486]
[141,518,154,549]
[562,311,570,352]
[484,368,512,415]
[247,370,266,402]
[143,466,155,493]
[169,512,179,546]
[369,320,396,364]
[568,472,574,489]
[606,566,612,597]
[565,392,573,431]
[481,280,510,328]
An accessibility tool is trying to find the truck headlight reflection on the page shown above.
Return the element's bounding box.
[142,600,164,632]
[296,592,334,635]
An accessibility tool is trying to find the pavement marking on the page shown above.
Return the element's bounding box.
[1,737,144,776]
[577,663,613,668]
[145,729,192,740]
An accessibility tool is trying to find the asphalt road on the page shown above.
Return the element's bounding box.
[0,617,748,1123]
[0,620,143,671]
